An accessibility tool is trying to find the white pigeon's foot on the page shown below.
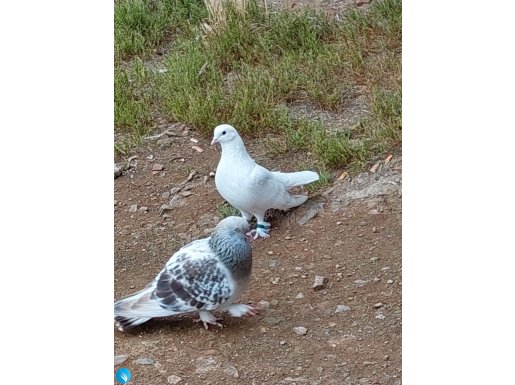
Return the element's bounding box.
[193,310,223,330]
[226,304,261,317]
[252,222,270,239]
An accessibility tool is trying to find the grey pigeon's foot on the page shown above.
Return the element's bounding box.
[194,310,223,330]
[226,304,261,317]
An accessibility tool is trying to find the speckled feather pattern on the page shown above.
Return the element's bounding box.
[114,217,252,330]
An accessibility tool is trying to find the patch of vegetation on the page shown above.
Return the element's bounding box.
[114,0,401,168]
[114,0,207,61]
[305,167,332,193]
[216,201,240,219]
[114,58,156,155]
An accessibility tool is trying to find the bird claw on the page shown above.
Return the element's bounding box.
[193,317,223,330]
[245,304,264,316]
[248,223,270,239]
[246,228,269,240]
[193,311,223,330]
[227,303,263,317]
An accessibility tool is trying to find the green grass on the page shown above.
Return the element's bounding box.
[305,167,332,193]
[114,58,157,155]
[114,0,207,61]
[114,0,402,168]
[216,201,240,219]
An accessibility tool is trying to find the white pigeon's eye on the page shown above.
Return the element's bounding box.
[222,131,226,135]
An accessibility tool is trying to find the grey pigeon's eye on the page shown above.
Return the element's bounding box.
[222,131,226,135]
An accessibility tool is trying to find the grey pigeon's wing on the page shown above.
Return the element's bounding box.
[151,253,234,313]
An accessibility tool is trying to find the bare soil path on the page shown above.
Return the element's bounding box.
[114,125,401,385]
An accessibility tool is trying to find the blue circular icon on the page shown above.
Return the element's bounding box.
[115,368,132,384]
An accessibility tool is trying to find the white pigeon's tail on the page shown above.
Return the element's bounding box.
[284,194,309,209]
[114,286,170,331]
[272,170,319,187]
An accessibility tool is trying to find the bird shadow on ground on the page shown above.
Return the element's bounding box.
[116,311,265,336]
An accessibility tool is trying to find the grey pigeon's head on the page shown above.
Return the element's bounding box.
[210,216,252,276]
[211,124,240,146]
[214,215,250,234]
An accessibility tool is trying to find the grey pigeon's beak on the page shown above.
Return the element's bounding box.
[211,137,218,145]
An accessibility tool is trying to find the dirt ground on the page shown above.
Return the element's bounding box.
[114,122,402,385]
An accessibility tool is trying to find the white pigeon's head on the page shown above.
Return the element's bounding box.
[211,124,239,146]
[215,216,250,234]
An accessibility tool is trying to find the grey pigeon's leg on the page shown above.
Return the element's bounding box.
[193,310,223,329]
[226,304,260,317]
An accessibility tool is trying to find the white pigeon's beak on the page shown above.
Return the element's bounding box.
[211,137,218,145]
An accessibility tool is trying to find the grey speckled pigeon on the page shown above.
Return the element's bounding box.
[114,216,256,331]
[211,124,319,238]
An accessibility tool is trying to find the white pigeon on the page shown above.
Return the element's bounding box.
[211,124,320,238]
[114,216,257,331]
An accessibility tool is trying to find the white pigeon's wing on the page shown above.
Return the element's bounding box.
[152,249,234,313]
[246,164,297,209]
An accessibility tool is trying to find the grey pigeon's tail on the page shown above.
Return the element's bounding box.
[272,171,319,188]
[115,315,151,331]
[114,286,168,331]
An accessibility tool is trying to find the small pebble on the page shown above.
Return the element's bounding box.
[387,279,394,284]
[293,326,308,335]
[135,357,155,365]
[373,302,383,308]
[129,204,138,213]
[224,365,239,378]
[270,299,279,306]
[114,355,128,365]
[267,251,274,255]
[335,304,351,313]
[259,300,270,309]
[328,322,337,327]
[152,163,164,171]
[280,340,287,345]
[167,375,182,384]
[209,171,215,177]
[295,293,304,299]
[313,275,328,290]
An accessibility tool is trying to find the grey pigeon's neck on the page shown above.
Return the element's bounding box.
[209,229,252,279]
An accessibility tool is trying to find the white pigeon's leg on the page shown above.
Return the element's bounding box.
[226,304,260,317]
[193,310,223,330]
[240,210,253,221]
[253,214,271,239]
